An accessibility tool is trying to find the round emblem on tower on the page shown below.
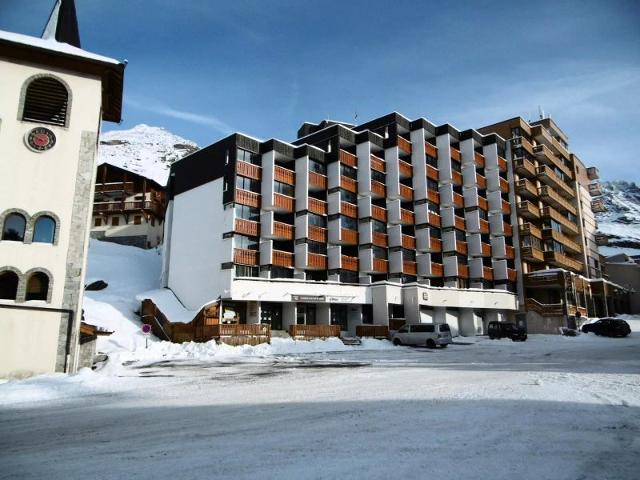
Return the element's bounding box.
[25,127,56,152]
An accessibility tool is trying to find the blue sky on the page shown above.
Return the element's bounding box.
[2,0,639,181]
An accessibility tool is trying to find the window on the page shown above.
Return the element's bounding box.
[309,159,326,174]
[340,164,357,179]
[235,204,260,222]
[308,213,327,228]
[94,217,102,227]
[25,272,49,301]
[274,181,294,197]
[426,154,437,167]
[235,234,259,250]
[341,189,357,205]
[412,324,434,333]
[236,175,260,193]
[451,160,461,172]
[371,219,386,233]
[371,169,385,183]
[307,241,327,255]
[237,148,261,166]
[112,217,120,226]
[339,271,359,283]
[22,77,69,126]
[427,201,440,214]
[134,215,142,225]
[430,227,441,239]
[402,248,416,261]
[235,265,259,277]
[33,216,56,243]
[271,267,293,279]
[427,178,439,191]
[2,213,26,241]
[0,270,19,300]
[372,246,387,260]
[341,216,358,230]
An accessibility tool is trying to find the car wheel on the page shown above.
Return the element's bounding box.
[426,339,436,349]
[393,338,402,346]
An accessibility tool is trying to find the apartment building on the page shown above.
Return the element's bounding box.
[161,113,518,336]
[0,0,125,376]
[479,116,615,331]
[91,163,166,248]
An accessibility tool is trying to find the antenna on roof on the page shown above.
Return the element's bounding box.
[538,105,545,120]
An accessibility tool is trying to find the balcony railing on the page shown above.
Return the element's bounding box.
[399,183,414,201]
[308,197,327,215]
[274,165,295,185]
[93,200,165,217]
[455,240,468,255]
[371,205,387,222]
[517,201,540,219]
[397,136,412,154]
[533,144,572,178]
[541,206,579,235]
[427,165,439,181]
[403,261,417,276]
[402,234,416,250]
[308,225,327,242]
[587,167,600,180]
[454,215,465,230]
[373,258,389,273]
[543,228,582,254]
[588,183,603,196]
[502,199,511,215]
[273,193,294,212]
[591,198,607,213]
[476,173,487,189]
[273,221,294,240]
[427,189,440,203]
[505,245,515,258]
[481,242,491,256]
[425,142,438,158]
[543,251,582,272]
[451,169,463,185]
[483,266,493,280]
[400,208,415,224]
[235,189,260,208]
[453,192,464,208]
[372,232,388,247]
[429,212,441,227]
[450,147,461,162]
[519,222,542,239]
[341,255,359,271]
[536,165,574,198]
[478,196,488,211]
[498,156,507,172]
[474,152,485,168]
[371,180,386,197]
[507,268,517,282]
[237,160,262,180]
[94,181,134,193]
[234,218,259,237]
[233,248,258,265]
[308,171,327,190]
[339,149,357,167]
[340,175,357,193]
[538,185,577,215]
[429,237,442,251]
[516,179,537,199]
[521,246,544,263]
[272,249,294,268]
[480,219,490,234]
[307,253,327,270]
[458,264,469,278]
[341,228,358,244]
[370,154,386,172]
[431,262,443,277]
[341,201,358,218]
[398,159,413,178]
[504,222,513,236]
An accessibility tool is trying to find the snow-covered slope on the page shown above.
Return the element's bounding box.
[596,181,640,256]
[98,124,198,185]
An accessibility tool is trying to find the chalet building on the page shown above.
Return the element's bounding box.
[161,113,519,336]
[0,0,125,377]
[91,163,166,248]
[479,116,625,332]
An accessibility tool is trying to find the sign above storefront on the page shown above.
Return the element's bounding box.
[291,295,326,302]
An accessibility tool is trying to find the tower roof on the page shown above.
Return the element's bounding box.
[42,0,81,48]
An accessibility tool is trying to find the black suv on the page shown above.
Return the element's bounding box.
[487,321,527,342]
[581,318,631,337]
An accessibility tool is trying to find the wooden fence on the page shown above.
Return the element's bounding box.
[389,319,406,331]
[289,324,341,339]
[355,325,389,338]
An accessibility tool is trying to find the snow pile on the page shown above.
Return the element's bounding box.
[98,124,198,185]
[135,288,199,323]
[597,181,640,256]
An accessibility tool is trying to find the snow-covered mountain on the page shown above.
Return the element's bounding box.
[596,181,640,256]
[98,124,198,185]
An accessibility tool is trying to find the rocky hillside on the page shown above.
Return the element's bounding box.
[597,181,640,255]
[98,124,198,186]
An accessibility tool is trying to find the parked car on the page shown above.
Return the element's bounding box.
[391,323,452,348]
[581,318,631,337]
[487,321,527,342]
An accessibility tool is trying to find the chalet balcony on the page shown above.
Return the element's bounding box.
[373,258,389,273]
[339,149,357,167]
[340,201,358,218]
[591,198,607,213]
[235,189,260,208]
[517,201,540,220]
[93,200,165,218]
[516,178,537,199]
[536,165,574,198]
[538,185,577,215]
[427,165,439,181]
[399,183,414,202]
[425,142,438,158]
[370,154,386,172]
[340,175,357,193]
[273,193,294,213]
[450,146,461,162]
[272,249,294,268]
[236,160,262,180]
[274,165,295,185]
[541,206,579,235]
[474,152,485,168]
[308,197,327,215]
[397,136,412,154]
[234,218,259,237]
[542,228,582,254]
[544,251,583,272]
[233,248,258,266]
[402,234,416,249]
[371,205,387,222]
[398,159,413,178]
[308,171,327,191]
[521,246,544,263]
[588,183,603,196]
[94,181,135,194]
[519,222,542,239]
[371,180,386,198]
[533,144,572,178]
[308,225,327,243]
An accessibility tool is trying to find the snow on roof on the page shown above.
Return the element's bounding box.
[135,288,203,324]
[0,29,121,65]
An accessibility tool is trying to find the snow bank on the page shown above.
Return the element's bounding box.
[135,288,199,323]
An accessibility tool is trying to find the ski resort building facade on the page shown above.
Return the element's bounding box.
[0,0,125,377]
[161,113,519,336]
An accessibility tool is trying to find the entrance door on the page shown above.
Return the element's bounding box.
[261,302,283,330]
[331,304,348,331]
[296,303,317,325]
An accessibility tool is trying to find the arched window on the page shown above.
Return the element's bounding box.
[33,216,56,244]
[2,213,26,241]
[22,77,69,127]
[25,272,50,301]
[0,271,19,300]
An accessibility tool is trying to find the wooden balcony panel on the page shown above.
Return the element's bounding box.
[456,240,468,255]
[454,215,465,230]
[233,248,258,266]
[403,261,417,276]
[479,219,490,234]
[341,255,359,272]
[506,245,515,258]
[521,246,544,262]
[587,167,600,181]
[499,177,509,193]
[95,181,135,193]
[308,197,327,215]
[451,169,463,185]
[474,152,485,168]
[308,171,327,190]
[450,147,461,162]
[397,136,412,154]
[544,251,582,272]
[516,179,537,199]
[371,205,387,222]
[429,237,442,251]
[429,213,441,227]
[307,253,327,270]
[478,196,488,211]
[372,232,388,247]
[235,189,260,208]
[236,160,262,180]
[425,142,438,158]
[401,235,416,250]
[371,181,386,197]
[514,158,536,178]
[308,225,327,242]
[476,173,487,189]
[273,193,294,212]
[588,183,603,196]
[340,175,357,193]
[341,228,358,245]
[339,150,357,167]
[517,201,540,219]
[427,189,440,203]
[427,165,439,181]
[340,201,358,218]
[458,264,469,279]
[400,208,415,225]
[273,221,294,240]
[502,199,511,215]
[519,223,542,239]
[453,192,464,208]
[272,250,294,268]
[234,218,259,237]
[373,258,389,273]
[370,155,386,173]
[481,242,491,256]
[504,222,513,236]
[483,266,493,280]
[541,206,579,235]
[274,165,295,185]
[536,165,574,198]
[507,268,517,282]
[539,185,577,215]
[399,183,414,201]
[398,159,413,178]
[431,262,444,277]
[533,144,572,178]
[543,228,583,254]
[498,156,508,172]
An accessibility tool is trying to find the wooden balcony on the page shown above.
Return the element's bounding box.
[450,147,461,162]
[397,136,412,154]
[551,137,570,162]
[458,264,469,278]
[274,193,294,212]
[341,255,359,272]
[308,225,327,242]
[429,212,441,227]
[481,242,491,256]
[373,258,389,273]
[541,206,579,235]
[372,232,388,247]
[93,200,165,218]
[431,262,443,277]
[478,196,488,211]
[370,154,386,172]
[399,183,414,201]
[455,240,468,255]
[592,198,607,213]
[453,192,464,208]
[274,165,295,185]
[339,149,357,167]
[451,169,463,185]
[429,237,442,251]
[308,171,327,190]
[371,180,386,197]
[340,201,358,218]
[536,165,574,198]
[595,232,608,246]
[502,199,511,215]
[507,268,517,282]
[543,228,582,254]
[398,159,413,178]
[526,298,564,317]
[308,197,327,215]
[476,173,487,189]
[517,201,540,220]
[474,152,485,168]
[234,218,259,237]
[588,183,603,196]
[289,324,340,338]
[480,219,490,234]
[427,165,439,181]
[504,222,513,236]
[519,222,542,239]
[427,189,440,203]
[521,246,544,263]
[505,245,515,258]
[402,234,416,249]
[272,250,294,268]
[499,177,509,193]
[341,228,358,245]
[425,142,438,158]
[94,181,134,193]
[272,221,294,240]
[498,156,508,172]
[533,144,572,178]
[307,253,327,270]
[587,167,600,180]
[454,215,465,230]
[236,160,262,180]
[516,178,537,199]
[371,205,387,222]
[544,251,583,272]
[538,185,577,215]
[340,175,357,193]
[235,189,260,208]
[403,261,417,276]
[400,208,415,224]
[483,266,493,281]
[233,248,258,266]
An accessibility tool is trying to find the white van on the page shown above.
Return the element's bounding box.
[391,323,452,348]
